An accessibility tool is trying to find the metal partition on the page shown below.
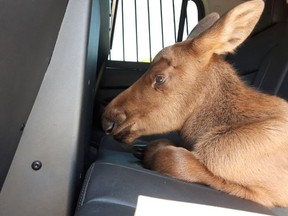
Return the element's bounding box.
[110,0,204,62]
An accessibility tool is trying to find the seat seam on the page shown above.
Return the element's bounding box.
[76,163,95,210]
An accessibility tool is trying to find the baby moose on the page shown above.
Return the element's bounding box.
[102,0,288,207]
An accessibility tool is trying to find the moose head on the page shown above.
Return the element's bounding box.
[102,0,264,144]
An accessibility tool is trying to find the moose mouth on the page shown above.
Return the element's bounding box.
[113,127,132,142]
[114,124,137,143]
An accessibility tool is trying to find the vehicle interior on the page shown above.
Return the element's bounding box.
[0,0,288,215]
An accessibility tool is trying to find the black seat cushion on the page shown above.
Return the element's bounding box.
[75,136,275,216]
[76,161,274,216]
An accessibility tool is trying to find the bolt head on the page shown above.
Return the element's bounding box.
[31,161,42,171]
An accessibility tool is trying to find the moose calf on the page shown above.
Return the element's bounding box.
[102,0,288,207]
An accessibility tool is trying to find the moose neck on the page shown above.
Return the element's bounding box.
[180,55,255,149]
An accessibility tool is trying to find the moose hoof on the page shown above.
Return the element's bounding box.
[133,140,149,160]
[141,139,175,169]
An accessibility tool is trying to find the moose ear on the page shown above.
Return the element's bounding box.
[187,12,220,39]
[192,0,264,56]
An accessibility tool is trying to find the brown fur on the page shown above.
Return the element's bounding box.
[102,0,288,207]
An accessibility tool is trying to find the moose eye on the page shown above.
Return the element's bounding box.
[155,75,166,85]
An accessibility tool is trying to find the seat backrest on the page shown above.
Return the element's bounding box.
[226,0,288,99]
[252,27,288,98]
[0,0,68,191]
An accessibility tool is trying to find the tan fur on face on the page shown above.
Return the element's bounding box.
[102,0,288,207]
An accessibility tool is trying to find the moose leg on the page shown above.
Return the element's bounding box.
[143,140,216,184]
[143,139,275,207]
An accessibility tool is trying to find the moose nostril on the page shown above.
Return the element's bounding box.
[102,119,115,134]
